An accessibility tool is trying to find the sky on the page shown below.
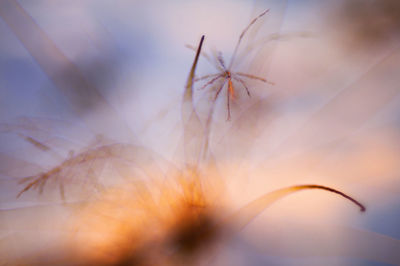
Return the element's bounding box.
[0,0,400,265]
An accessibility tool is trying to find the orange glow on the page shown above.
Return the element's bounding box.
[66,167,226,265]
[228,78,235,99]
[1,1,400,265]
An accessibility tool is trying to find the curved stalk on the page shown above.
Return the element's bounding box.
[231,184,365,230]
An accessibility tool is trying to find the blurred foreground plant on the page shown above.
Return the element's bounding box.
[3,3,400,266]
[8,33,366,266]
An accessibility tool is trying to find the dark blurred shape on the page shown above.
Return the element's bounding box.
[168,206,220,257]
[48,52,122,114]
[0,0,135,140]
[335,0,400,49]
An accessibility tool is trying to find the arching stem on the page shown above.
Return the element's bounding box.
[230,184,365,230]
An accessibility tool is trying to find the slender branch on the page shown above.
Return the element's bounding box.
[200,79,228,160]
[232,76,251,97]
[236,72,274,85]
[184,35,205,102]
[230,184,365,230]
[185,43,223,72]
[194,73,221,82]
[198,75,223,90]
[228,9,269,69]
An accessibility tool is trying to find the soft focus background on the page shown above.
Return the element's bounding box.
[1,0,400,265]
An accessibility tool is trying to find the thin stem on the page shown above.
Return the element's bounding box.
[185,43,222,72]
[210,48,226,72]
[199,75,223,90]
[184,35,205,103]
[232,76,251,97]
[227,80,231,121]
[226,79,235,121]
[217,51,227,70]
[194,73,221,82]
[228,9,269,70]
[230,184,365,230]
[201,79,228,160]
[236,72,274,85]
[214,79,227,101]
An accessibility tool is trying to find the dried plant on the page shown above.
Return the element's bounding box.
[44,169,364,266]
[15,138,171,201]
[5,30,369,266]
[10,4,400,266]
[186,9,274,121]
